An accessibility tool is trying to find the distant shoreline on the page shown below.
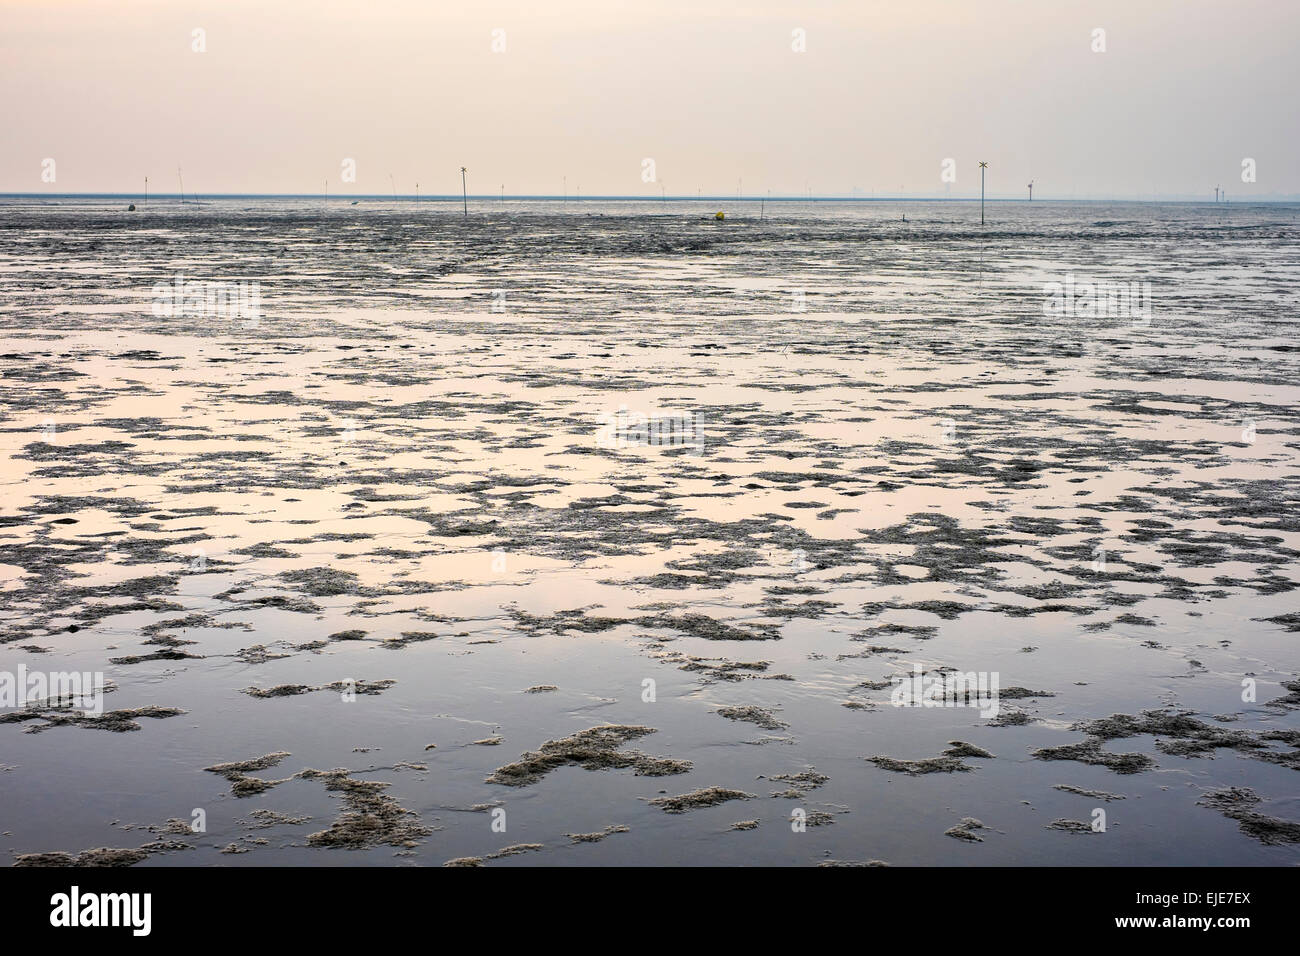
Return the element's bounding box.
[4,194,1299,204]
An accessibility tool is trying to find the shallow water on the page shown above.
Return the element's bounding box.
[1,199,1298,866]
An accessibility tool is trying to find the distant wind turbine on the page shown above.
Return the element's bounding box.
[460,167,468,216]
[177,167,185,204]
[1027,180,1033,202]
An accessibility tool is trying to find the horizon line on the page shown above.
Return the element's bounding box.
[3,193,1297,204]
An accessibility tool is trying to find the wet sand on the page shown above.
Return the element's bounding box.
[1,199,1298,866]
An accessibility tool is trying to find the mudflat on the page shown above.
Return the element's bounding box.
[1,199,1297,866]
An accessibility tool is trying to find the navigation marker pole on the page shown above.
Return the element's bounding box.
[979,161,988,224]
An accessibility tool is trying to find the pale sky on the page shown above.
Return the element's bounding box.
[1,0,1296,198]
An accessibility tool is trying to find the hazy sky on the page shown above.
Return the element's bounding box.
[2,0,1296,198]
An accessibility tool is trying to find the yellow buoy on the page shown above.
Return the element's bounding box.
[714,211,725,220]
